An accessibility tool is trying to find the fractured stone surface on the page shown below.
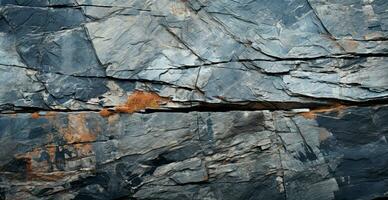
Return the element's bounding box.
[1,106,388,199]
[0,0,387,199]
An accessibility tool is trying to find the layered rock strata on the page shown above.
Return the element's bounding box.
[0,0,387,199]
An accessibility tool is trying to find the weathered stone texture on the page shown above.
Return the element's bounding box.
[0,0,387,199]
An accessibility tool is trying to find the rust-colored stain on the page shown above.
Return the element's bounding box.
[13,150,74,181]
[10,112,99,180]
[58,113,97,165]
[100,91,169,117]
[99,108,114,117]
[14,153,35,181]
[29,171,70,182]
[15,147,50,175]
[62,113,96,143]
[300,103,347,119]
[31,112,40,119]
[14,143,95,180]
[116,91,169,113]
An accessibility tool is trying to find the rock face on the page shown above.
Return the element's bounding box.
[0,0,387,199]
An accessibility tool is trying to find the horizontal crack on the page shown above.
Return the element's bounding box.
[2,98,388,115]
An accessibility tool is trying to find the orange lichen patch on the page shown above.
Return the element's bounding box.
[300,103,347,120]
[99,91,170,117]
[99,108,114,117]
[31,112,40,119]
[114,91,170,114]
[62,114,96,143]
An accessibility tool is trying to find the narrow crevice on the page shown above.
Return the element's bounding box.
[173,53,388,67]
[0,106,101,114]
[2,98,388,115]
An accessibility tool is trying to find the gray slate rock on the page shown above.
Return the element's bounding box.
[1,106,387,199]
[0,0,388,199]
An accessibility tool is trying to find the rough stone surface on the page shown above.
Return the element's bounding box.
[0,0,387,199]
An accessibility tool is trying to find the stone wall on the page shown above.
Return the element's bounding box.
[0,0,387,199]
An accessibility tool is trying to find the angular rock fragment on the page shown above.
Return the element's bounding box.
[0,65,46,110]
[85,14,201,79]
